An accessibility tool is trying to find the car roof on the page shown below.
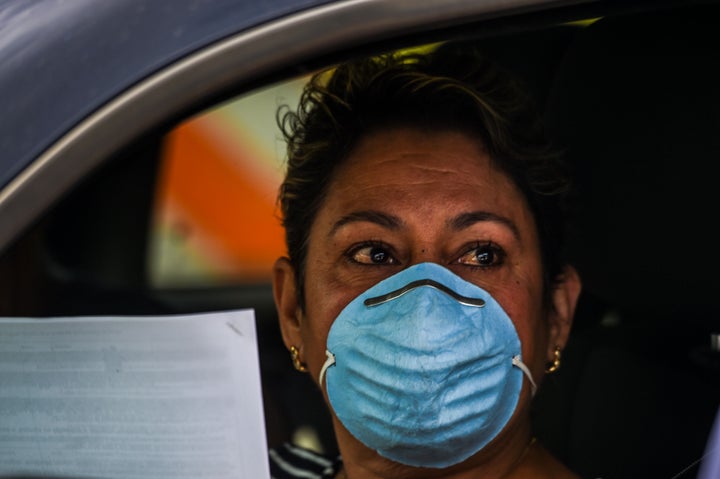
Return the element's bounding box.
[0,0,329,188]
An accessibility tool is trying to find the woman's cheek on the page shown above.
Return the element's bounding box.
[300,296,350,378]
[491,288,537,348]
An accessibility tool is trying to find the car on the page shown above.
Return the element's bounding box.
[1,0,719,478]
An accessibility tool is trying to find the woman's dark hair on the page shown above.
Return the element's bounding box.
[277,42,571,310]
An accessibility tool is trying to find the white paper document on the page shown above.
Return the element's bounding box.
[0,310,270,479]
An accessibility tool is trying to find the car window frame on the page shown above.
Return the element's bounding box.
[0,0,588,254]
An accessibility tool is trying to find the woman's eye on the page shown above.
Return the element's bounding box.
[457,243,505,267]
[350,244,397,265]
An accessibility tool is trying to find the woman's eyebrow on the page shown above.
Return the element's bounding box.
[449,211,521,240]
[330,210,402,236]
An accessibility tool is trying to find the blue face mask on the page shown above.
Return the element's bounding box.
[319,262,536,468]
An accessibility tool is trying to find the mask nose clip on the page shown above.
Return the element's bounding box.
[363,278,486,308]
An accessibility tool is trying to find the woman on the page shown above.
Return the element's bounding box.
[270,43,582,478]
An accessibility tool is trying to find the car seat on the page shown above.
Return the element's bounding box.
[532,3,720,478]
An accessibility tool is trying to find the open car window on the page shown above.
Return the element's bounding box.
[148,78,307,288]
[0,1,719,478]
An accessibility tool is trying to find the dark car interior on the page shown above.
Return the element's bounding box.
[1,1,719,478]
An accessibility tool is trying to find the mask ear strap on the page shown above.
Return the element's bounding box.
[512,355,537,396]
[319,350,336,388]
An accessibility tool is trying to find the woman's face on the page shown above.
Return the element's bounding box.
[274,127,578,462]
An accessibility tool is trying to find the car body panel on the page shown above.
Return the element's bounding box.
[0,0,325,187]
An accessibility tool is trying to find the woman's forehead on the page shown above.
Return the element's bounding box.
[328,129,523,206]
[314,129,534,236]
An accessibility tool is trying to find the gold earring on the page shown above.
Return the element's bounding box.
[545,346,562,373]
[290,346,307,372]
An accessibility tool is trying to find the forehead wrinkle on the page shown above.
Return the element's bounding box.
[329,210,403,237]
[448,211,521,241]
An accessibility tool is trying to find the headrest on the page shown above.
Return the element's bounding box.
[546,4,720,323]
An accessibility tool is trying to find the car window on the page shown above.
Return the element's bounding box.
[148,77,308,288]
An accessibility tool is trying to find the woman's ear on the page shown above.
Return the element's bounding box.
[272,257,304,352]
[546,265,582,358]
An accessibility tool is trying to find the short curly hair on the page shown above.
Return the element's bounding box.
[277,42,570,310]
